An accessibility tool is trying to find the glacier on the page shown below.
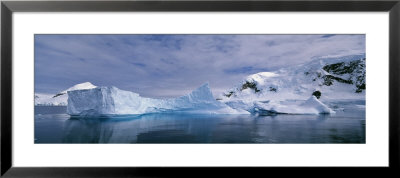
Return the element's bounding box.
[67,83,250,116]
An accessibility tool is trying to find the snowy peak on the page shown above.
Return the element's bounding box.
[246,72,278,86]
[248,72,278,81]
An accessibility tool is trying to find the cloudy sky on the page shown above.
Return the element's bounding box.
[35,34,365,98]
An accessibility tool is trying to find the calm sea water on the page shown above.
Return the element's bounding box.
[34,101,365,143]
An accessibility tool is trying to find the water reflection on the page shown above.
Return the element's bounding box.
[63,114,235,143]
[55,112,364,143]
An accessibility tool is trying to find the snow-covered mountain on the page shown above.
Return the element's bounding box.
[217,54,365,114]
[67,83,249,116]
[220,54,366,102]
[35,82,97,106]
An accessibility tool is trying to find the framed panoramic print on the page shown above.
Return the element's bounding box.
[1,0,400,177]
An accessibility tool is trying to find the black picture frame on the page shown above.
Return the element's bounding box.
[1,0,399,177]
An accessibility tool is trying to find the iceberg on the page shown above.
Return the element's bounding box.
[67,83,250,116]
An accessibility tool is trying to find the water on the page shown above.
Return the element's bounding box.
[34,103,365,144]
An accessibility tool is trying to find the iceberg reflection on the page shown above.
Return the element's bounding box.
[62,114,242,143]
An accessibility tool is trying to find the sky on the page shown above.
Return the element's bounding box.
[34,34,365,98]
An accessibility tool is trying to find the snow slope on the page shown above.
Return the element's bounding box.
[35,82,97,106]
[67,83,249,116]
